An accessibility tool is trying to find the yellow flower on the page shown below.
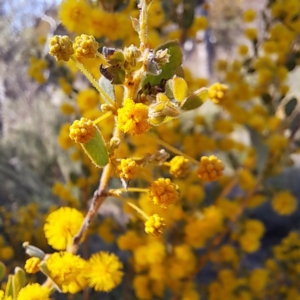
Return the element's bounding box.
[169,156,190,178]
[47,252,87,294]
[243,9,256,22]
[44,207,84,250]
[249,269,268,293]
[117,98,151,135]
[272,191,297,215]
[85,252,123,292]
[24,257,41,274]
[58,123,73,150]
[208,83,228,104]
[145,214,166,236]
[49,35,74,61]
[239,233,260,253]
[69,117,96,144]
[76,88,100,112]
[73,34,99,60]
[149,178,179,208]
[17,283,50,300]
[117,230,144,251]
[197,155,224,182]
[245,28,257,40]
[59,0,91,34]
[60,103,75,115]
[117,158,139,180]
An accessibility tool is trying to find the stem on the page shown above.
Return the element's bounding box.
[70,56,114,106]
[115,187,149,193]
[93,111,113,125]
[127,201,149,219]
[148,133,199,165]
[139,0,151,50]
[71,161,114,253]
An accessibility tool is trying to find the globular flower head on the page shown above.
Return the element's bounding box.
[44,207,84,250]
[117,98,151,135]
[169,156,190,178]
[85,252,124,292]
[69,117,96,144]
[149,178,179,208]
[47,252,87,294]
[272,191,297,215]
[145,214,166,236]
[17,283,51,300]
[49,35,74,61]
[24,257,41,274]
[197,155,224,182]
[117,158,139,180]
[208,83,228,104]
[73,34,99,60]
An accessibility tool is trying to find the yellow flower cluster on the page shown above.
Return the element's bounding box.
[117,158,139,180]
[197,155,224,181]
[149,178,179,208]
[117,98,151,135]
[73,34,99,60]
[69,117,96,144]
[169,156,189,178]
[208,83,228,104]
[272,191,297,215]
[145,214,166,236]
[49,35,74,61]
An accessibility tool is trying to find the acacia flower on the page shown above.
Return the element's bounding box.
[49,35,74,61]
[208,83,228,104]
[24,257,41,274]
[272,191,297,215]
[17,283,50,300]
[44,207,84,250]
[85,252,124,292]
[69,117,96,144]
[149,178,179,208]
[47,252,87,294]
[169,156,190,178]
[197,155,224,182]
[117,158,139,180]
[73,34,99,60]
[117,98,151,135]
[145,214,166,236]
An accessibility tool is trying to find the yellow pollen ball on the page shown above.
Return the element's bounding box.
[69,117,96,144]
[208,83,228,104]
[49,35,74,61]
[73,34,99,60]
[117,158,139,180]
[25,257,41,274]
[169,156,190,178]
[145,214,166,236]
[149,178,179,208]
[198,155,224,182]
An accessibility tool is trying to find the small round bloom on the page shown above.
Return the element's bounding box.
[17,283,51,300]
[24,257,41,274]
[149,178,179,208]
[197,155,224,182]
[85,252,123,292]
[243,9,256,22]
[44,207,84,250]
[169,156,190,178]
[117,98,151,135]
[117,158,139,180]
[145,214,166,236]
[208,83,228,104]
[49,35,74,61]
[245,28,257,40]
[69,117,96,144]
[239,233,260,253]
[272,191,297,215]
[73,34,99,60]
[47,252,87,294]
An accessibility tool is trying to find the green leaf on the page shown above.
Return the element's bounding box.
[143,41,183,87]
[14,267,26,293]
[81,127,109,168]
[248,127,269,173]
[182,0,196,29]
[5,275,13,298]
[100,65,125,85]
[180,88,208,111]
[0,262,6,282]
[284,97,297,117]
[99,76,115,101]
